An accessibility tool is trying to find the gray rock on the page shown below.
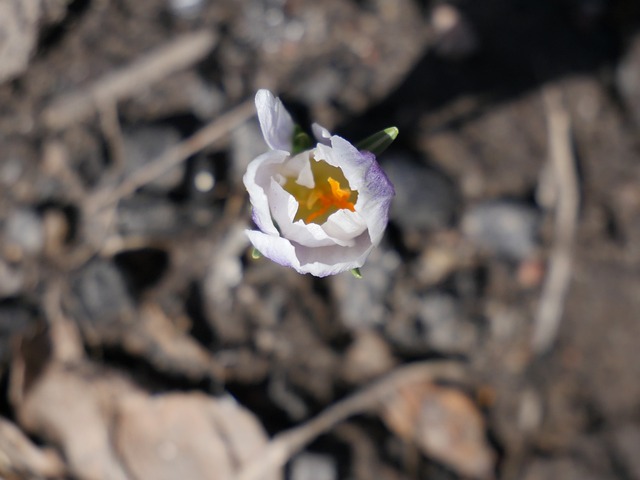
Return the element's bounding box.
[386,291,477,355]
[0,259,24,298]
[5,208,44,255]
[123,126,184,192]
[290,452,337,480]
[383,153,457,232]
[166,0,205,19]
[417,292,476,353]
[330,247,400,330]
[117,196,180,238]
[462,200,540,260]
[71,260,135,329]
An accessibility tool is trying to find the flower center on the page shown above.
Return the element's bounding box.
[283,158,358,225]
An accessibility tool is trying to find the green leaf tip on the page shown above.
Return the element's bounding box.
[350,268,363,279]
[291,125,313,155]
[251,248,262,259]
[356,127,399,156]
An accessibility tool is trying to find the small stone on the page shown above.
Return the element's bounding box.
[0,259,24,298]
[430,4,478,60]
[383,153,457,233]
[330,247,400,330]
[0,157,25,187]
[462,200,540,260]
[166,0,204,19]
[0,302,35,363]
[71,260,135,331]
[417,292,476,353]
[117,196,180,238]
[5,209,44,256]
[290,452,337,480]
[122,126,184,192]
[386,291,477,355]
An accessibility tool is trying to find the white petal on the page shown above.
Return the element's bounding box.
[255,89,294,152]
[243,150,289,236]
[354,157,395,245]
[322,209,367,243]
[293,231,375,277]
[246,229,375,278]
[267,179,355,247]
[246,230,302,271]
[326,135,395,246]
[280,151,315,188]
[312,123,332,145]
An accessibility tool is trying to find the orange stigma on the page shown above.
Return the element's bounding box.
[283,158,358,225]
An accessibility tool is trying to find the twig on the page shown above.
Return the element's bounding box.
[86,98,255,213]
[236,361,467,480]
[42,30,217,130]
[531,86,580,353]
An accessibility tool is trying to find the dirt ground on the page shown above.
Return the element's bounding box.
[1,0,640,479]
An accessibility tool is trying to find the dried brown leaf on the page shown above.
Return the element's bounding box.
[381,383,495,479]
[116,392,278,480]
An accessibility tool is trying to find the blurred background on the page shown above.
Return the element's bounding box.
[1,0,640,479]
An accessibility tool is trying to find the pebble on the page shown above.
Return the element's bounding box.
[330,247,400,330]
[382,153,457,233]
[5,208,44,256]
[386,291,477,355]
[290,452,337,480]
[0,302,36,362]
[461,200,540,260]
[122,126,184,192]
[430,4,478,59]
[417,292,476,353]
[167,0,205,19]
[0,157,24,187]
[117,196,180,238]
[72,260,135,328]
[0,260,24,298]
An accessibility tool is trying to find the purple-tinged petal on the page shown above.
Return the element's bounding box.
[322,135,395,246]
[357,157,395,245]
[255,89,294,152]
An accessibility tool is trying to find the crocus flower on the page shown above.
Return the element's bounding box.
[243,89,395,277]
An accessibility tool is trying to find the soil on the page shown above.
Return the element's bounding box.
[1,0,640,479]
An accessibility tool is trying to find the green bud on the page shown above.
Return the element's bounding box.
[350,268,363,279]
[291,125,313,155]
[251,247,262,259]
[356,127,399,156]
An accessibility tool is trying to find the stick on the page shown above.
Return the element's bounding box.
[86,98,255,212]
[236,361,467,480]
[531,87,580,353]
[42,30,217,130]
